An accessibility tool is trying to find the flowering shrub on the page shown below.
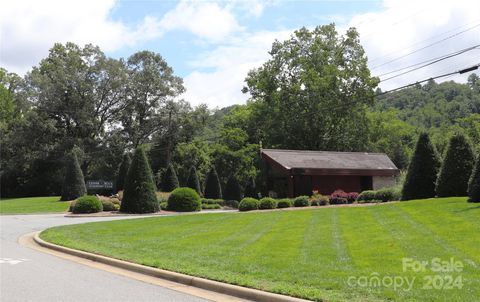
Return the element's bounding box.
[329,190,358,204]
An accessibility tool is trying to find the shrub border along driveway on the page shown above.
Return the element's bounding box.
[33,232,309,302]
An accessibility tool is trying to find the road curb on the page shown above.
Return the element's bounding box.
[34,232,310,302]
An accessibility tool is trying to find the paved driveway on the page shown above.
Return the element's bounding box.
[0,214,211,302]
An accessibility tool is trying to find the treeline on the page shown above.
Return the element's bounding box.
[1,24,479,198]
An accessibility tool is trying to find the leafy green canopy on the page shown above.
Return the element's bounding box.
[116,153,131,192]
[468,155,480,202]
[186,166,202,195]
[120,147,159,213]
[436,134,475,197]
[224,175,243,201]
[402,133,440,201]
[60,152,86,201]
[204,167,222,199]
[242,24,379,151]
[161,163,179,192]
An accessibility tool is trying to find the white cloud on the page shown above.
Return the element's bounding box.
[182,30,292,108]
[158,1,242,41]
[0,0,245,75]
[349,0,480,90]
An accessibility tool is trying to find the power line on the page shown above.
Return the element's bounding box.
[378,63,480,95]
[378,45,480,82]
[370,23,480,70]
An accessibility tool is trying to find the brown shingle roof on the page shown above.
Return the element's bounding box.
[261,149,398,175]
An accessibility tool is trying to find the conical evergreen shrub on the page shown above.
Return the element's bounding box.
[61,152,87,201]
[120,147,159,213]
[161,163,179,192]
[224,175,243,201]
[116,153,131,192]
[204,166,222,199]
[244,176,257,198]
[468,155,480,203]
[186,166,202,195]
[401,132,440,201]
[436,134,475,197]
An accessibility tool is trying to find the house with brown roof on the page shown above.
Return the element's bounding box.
[261,149,399,197]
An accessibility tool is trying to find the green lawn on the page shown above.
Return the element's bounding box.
[0,196,68,214]
[41,197,480,301]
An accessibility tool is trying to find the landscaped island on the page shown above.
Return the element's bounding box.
[40,197,479,302]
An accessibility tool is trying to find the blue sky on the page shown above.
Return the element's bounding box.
[1,0,479,108]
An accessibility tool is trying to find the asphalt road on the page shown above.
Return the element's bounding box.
[0,214,211,302]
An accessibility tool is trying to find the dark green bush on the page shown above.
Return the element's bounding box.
[167,187,201,212]
[72,195,102,214]
[402,133,440,200]
[186,166,202,195]
[202,203,221,210]
[375,187,401,202]
[116,153,131,192]
[244,177,257,198]
[357,190,377,202]
[162,163,179,192]
[436,134,475,197]
[224,175,243,201]
[159,201,168,210]
[224,199,239,208]
[201,198,225,205]
[61,152,86,201]
[101,200,116,211]
[239,198,259,211]
[259,197,277,209]
[468,155,480,203]
[204,167,222,199]
[120,147,159,214]
[277,199,292,208]
[294,196,310,207]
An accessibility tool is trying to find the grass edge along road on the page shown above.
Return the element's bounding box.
[0,196,67,214]
[41,197,480,302]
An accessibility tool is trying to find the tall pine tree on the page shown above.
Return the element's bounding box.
[120,147,159,213]
[161,163,179,192]
[224,175,243,201]
[204,166,222,199]
[116,153,131,192]
[402,133,440,201]
[468,155,480,202]
[61,152,87,201]
[186,166,202,195]
[436,134,475,197]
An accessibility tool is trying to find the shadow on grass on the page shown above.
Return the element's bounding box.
[455,203,480,212]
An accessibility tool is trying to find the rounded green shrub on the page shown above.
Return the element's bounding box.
[294,196,310,207]
[259,197,277,209]
[310,194,329,206]
[73,195,102,214]
[239,198,259,211]
[167,187,201,212]
[225,200,239,209]
[357,190,377,202]
[101,200,116,211]
[277,199,292,208]
[375,187,401,202]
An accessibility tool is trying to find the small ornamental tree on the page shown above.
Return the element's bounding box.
[204,166,222,199]
[116,153,131,192]
[244,177,257,198]
[61,152,86,201]
[224,175,243,201]
[402,132,440,201]
[468,155,480,202]
[161,163,179,192]
[186,166,202,195]
[436,134,475,197]
[120,147,159,213]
